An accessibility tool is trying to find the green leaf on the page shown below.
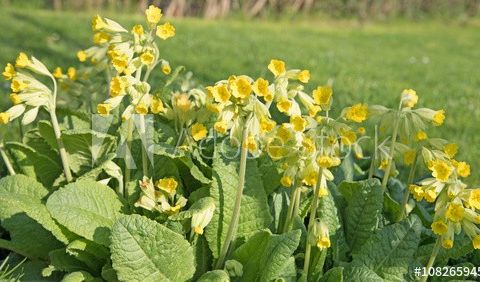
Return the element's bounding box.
[5,142,62,187]
[0,175,71,245]
[257,155,282,194]
[232,229,301,281]
[343,265,383,282]
[110,214,195,282]
[170,197,215,221]
[197,270,230,282]
[23,128,60,164]
[66,239,108,274]
[46,248,91,274]
[352,215,422,281]
[338,179,383,253]
[11,260,63,281]
[61,271,100,282]
[205,145,273,258]
[319,267,344,282]
[46,180,123,246]
[193,236,213,280]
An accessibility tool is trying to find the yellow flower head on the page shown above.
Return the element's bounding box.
[212,84,231,104]
[401,89,418,108]
[344,103,368,123]
[318,187,329,198]
[145,5,162,25]
[433,110,445,126]
[214,120,228,134]
[268,59,286,77]
[317,155,334,169]
[446,203,465,222]
[340,129,357,146]
[76,50,87,63]
[454,161,470,178]
[243,135,258,152]
[191,123,207,141]
[303,171,318,186]
[302,137,316,153]
[267,143,285,159]
[424,189,437,203]
[409,185,424,201]
[135,103,149,115]
[442,239,454,249]
[253,78,271,97]
[415,131,428,141]
[473,235,480,250]
[151,97,164,114]
[430,160,452,183]
[175,94,191,112]
[156,177,178,194]
[468,189,480,210]
[15,52,31,68]
[232,77,252,99]
[67,67,77,80]
[443,143,458,158]
[161,62,171,75]
[316,236,331,249]
[276,98,292,114]
[53,67,63,78]
[132,24,144,36]
[431,220,448,235]
[290,115,307,132]
[110,76,127,97]
[357,127,366,136]
[0,112,10,124]
[280,176,292,187]
[93,32,110,45]
[11,78,27,93]
[260,117,276,132]
[313,86,332,106]
[97,103,111,117]
[276,124,292,143]
[91,15,107,31]
[297,70,310,83]
[156,22,175,40]
[9,93,21,105]
[140,51,155,65]
[2,63,16,80]
[404,150,416,166]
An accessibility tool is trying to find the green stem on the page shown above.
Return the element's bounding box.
[17,119,23,141]
[421,238,441,282]
[368,125,378,179]
[49,109,73,183]
[124,118,134,196]
[0,142,15,175]
[303,168,324,278]
[381,106,402,189]
[400,148,419,219]
[138,114,149,177]
[215,124,250,269]
[283,183,299,233]
[0,238,30,258]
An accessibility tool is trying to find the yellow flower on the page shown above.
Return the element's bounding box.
[276,124,292,142]
[316,236,331,249]
[91,15,106,31]
[2,63,15,80]
[433,110,445,126]
[379,159,389,170]
[280,176,292,187]
[232,77,252,99]
[424,189,437,203]
[473,235,480,250]
[442,239,454,249]
[456,161,470,178]
[468,189,480,210]
[161,62,171,75]
[156,177,178,194]
[415,131,428,141]
[156,22,175,40]
[11,79,27,93]
[15,52,30,68]
[312,86,332,106]
[303,171,318,186]
[404,150,416,166]
[214,120,228,134]
[268,59,285,77]
[317,155,334,169]
[207,103,222,113]
[0,112,10,124]
[409,185,424,201]
[135,103,149,115]
[213,84,231,103]
[244,136,258,152]
[175,94,191,112]
[401,89,418,108]
[290,115,307,132]
[357,127,366,136]
[132,24,144,35]
[93,32,110,44]
[191,123,207,141]
[276,98,292,114]
[151,98,164,114]
[340,129,357,146]
[67,67,77,80]
[344,103,368,123]
[77,50,87,62]
[9,93,21,105]
[252,78,271,97]
[302,137,315,153]
[297,70,310,83]
[260,117,275,132]
[146,5,162,25]
[431,220,448,235]
[53,67,63,78]
[318,187,329,198]
[110,76,127,97]
[430,160,452,182]
[443,143,458,158]
[267,143,285,159]
[140,51,155,65]
[97,103,111,116]
[446,203,465,222]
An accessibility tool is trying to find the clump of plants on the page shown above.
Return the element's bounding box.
[0,6,479,282]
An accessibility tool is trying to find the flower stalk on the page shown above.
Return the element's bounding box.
[421,238,441,282]
[283,183,301,233]
[0,142,15,175]
[381,103,402,188]
[400,148,419,219]
[138,114,150,177]
[49,109,73,183]
[368,125,378,179]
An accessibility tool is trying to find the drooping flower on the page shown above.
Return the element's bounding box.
[268,59,286,77]
[191,123,208,141]
[401,88,418,108]
[145,5,162,25]
[344,103,368,123]
[156,22,175,40]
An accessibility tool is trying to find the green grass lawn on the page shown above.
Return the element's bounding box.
[0,8,479,183]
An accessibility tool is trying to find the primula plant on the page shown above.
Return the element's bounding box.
[1,6,479,282]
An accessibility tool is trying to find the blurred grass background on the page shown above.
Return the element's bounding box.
[0,3,479,183]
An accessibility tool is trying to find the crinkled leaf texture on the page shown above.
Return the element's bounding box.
[351,215,422,281]
[232,229,301,281]
[110,214,195,282]
[46,179,124,246]
[197,270,230,282]
[205,145,273,258]
[338,179,383,254]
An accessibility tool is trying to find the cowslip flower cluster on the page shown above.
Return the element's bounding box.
[135,176,187,215]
